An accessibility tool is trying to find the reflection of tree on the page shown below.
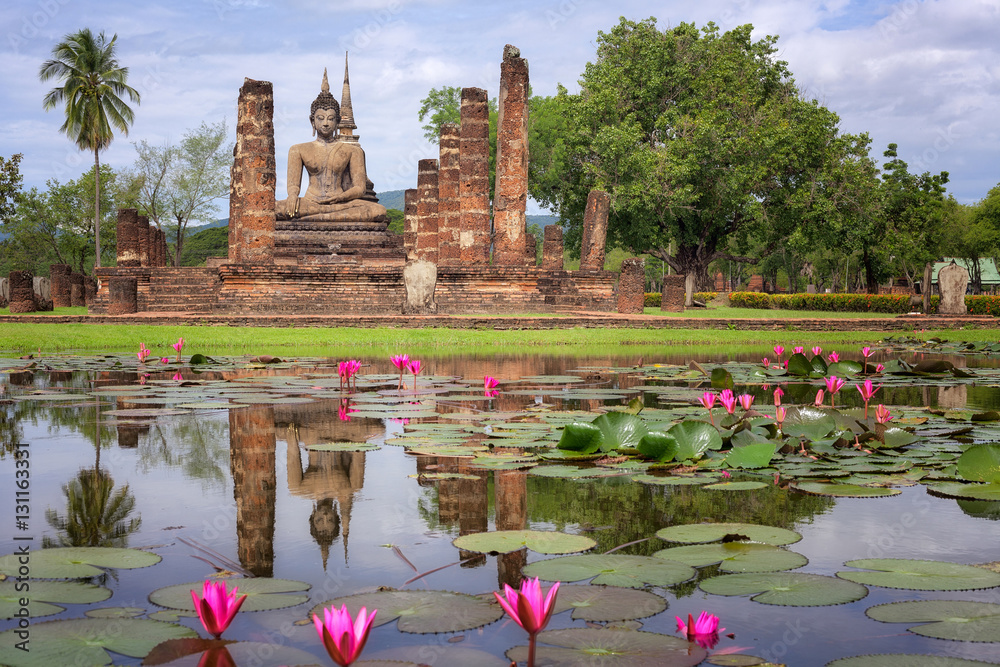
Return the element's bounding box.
[139,415,230,487]
[44,468,141,547]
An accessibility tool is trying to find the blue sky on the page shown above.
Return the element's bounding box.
[2,0,998,221]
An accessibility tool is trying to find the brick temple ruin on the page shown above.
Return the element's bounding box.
[89,47,626,316]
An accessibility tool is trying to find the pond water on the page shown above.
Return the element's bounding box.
[2,343,1000,667]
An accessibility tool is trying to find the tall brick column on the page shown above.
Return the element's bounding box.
[50,264,72,307]
[524,233,537,266]
[415,159,439,264]
[7,271,36,313]
[403,188,418,259]
[437,123,461,265]
[229,78,276,265]
[116,208,141,267]
[459,87,491,264]
[493,45,530,266]
[138,215,151,267]
[580,190,611,271]
[617,257,645,314]
[229,406,276,577]
[542,225,564,270]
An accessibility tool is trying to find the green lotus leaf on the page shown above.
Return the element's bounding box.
[84,607,145,618]
[631,474,715,486]
[309,590,503,633]
[826,655,1000,667]
[669,419,723,461]
[927,482,1000,501]
[711,367,734,389]
[557,422,605,453]
[838,559,1000,591]
[591,411,649,452]
[0,618,196,666]
[958,444,1000,484]
[878,427,918,448]
[452,530,596,555]
[703,480,769,491]
[506,628,706,667]
[522,554,695,589]
[786,352,813,377]
[405,444,487,457]
[0,581,111,619]
[150,578,310,612]
[865,599,1000,642]
[793,482,902,497]
[307,442,381,452]
[364,646,506,666]
[828,360,864,376]
[654,542,808,573]
[551,585,667,621]
[781,407,836,440]
[724,441,777,469]
[0,547,161,579]
[636,430,679,462]
[700,572,868,606]
[656,522,802,546]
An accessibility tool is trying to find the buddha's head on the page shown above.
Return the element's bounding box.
[310,69,341,138]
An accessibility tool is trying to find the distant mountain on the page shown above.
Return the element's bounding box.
[376,189,559,227]
[186,217,230,235]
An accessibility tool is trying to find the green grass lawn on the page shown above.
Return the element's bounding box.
[643,304,899,319]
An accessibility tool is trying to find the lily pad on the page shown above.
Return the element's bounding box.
[84,607,145,618]
[656,522,802,546]
[826,656,1000,667]
[927,482,1000,501]
[837,559,1000,591]
[0,547,161,579]
[309,590,503,634]
[669,420,723,461]
[654,543,808,573]
[507,628,706,666]
[522,554,695,589]
[724,441,777,469]
[958,444,1000,483]
[792,482,902,497]
[700,572,868,606]
[550,585,667,621]
[865,599,1000,642]
[632,474,715,486]
[0,617,196,666]
[0,581,111,619]
[452,530,596,555]
[306,442,381,452]
[150,578,310,612]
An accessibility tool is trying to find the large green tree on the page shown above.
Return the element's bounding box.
[39,28,140,270]
[0,153,23,224]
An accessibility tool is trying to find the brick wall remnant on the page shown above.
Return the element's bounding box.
[157,228,168,267]
[84,275,97,304]
[108,277,138,315]
[459,87,490,264]
[437,123,461,265]
[661,274,686,312]
[229,78,276,265]
[138,214,151,267]
[617,258,645,314]
[415,159,440,264]
[524,233,536,266]
[8,270,36,313]
[542,226,564,270]
[51,264,72,307]
[116,208,141,267]
[580,190,610,271]
[493,45,530,266]
[403,188,418,259]
[70,273,85,307]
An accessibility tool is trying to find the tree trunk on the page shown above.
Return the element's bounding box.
[862,248,879,294]
[922,262,933,313]
[94,148,101,270]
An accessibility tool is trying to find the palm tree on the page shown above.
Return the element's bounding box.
[39,29,140,270]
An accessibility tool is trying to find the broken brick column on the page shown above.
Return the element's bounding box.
[70,272,85,307]
[661,274,686,312]
[617,258,645,314]
[50,264,72,307]
[524,233,536,266]
[138,215,151,267]
[116,208,141,267]
[415,158,440,264]
[84,275,97,304]
[459,87,491,264]
[108,277,138,315]
[579,190,610,271]
[229,78,276,264]
[403,188,418,259]
[437,123,461,265]
[493,45,530,266]
[7,270,36,313]
[542,226,564,270]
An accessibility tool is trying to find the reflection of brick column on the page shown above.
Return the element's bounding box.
[580,190,610,271]
[661,274,686,312]
[138,215,151,267]
[542,226,564,270]
[230,406,276,577]
[70,273,85,307]
[437,123,461,265]
[495,469,527,589]
[493,46,530,266]
[107,277,137,315]
[403,188,418,259]
[617,258,645,314]
[459,87,491,264]
[51,264,72,307]
[415,159,439,264]
[229,78,276,265]
[117,208,140,267]
[8,270,36,313]
[458,465,488,569]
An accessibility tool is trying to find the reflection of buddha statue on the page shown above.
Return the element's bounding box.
[275,68,387,223]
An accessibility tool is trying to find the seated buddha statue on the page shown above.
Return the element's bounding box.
[275,70,387,222]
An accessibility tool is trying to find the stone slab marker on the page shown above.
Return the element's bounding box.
[415,158,439,264]
[116,208,141,267]
[8,270,36,313]
[402,259,438,314]
[229,78,276,264]
[459,87,490,264]
[938,261,969,315]
[108,277,138,315]
[616,258,645,314]
[403,188,418,259]
[580,190,610,271]
[138,215,151,267]
[51,264,71,307]
[661,274,686,312]
[542,225,564,270]
[493,45,530,266]
[437,123,461,265]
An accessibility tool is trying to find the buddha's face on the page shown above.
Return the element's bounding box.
[312,108,338,139]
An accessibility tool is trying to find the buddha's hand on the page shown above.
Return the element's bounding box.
[317,192,346,205]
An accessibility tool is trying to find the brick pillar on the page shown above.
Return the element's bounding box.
[84,275,97,304]
[107,277,138,315]
[70,273,85,307]
[580,190,610,271]
[437,123,461,265]
[493,45,530,266]
[459,87,491,264]
[116,208,140,267]
[229,406,276,577]
[524,233,536,266]
[7,270,36,313]
[403,188,418,259]
[617,258,645,314]
[662,274,686,312]
[138,215,151,267]
[50,264,72,307]
[149,229,160,267]
[542,226,564,270]
[415,158,439,264]
[229,78,276,265]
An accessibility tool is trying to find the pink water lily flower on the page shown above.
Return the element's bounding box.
[815,389,825,406]
[191,580,247,640]
[407,359,422,391]
[861,346,873,359]
[875,363,885,373]
[160,357,169,364]
[718,389,737,415]
[761,357,769,369]
[698,392,717,425]
[812,346,822,357]
[875,404,893,424]
[857,379,881,419]
[737,394,754,411]
[828,351,840,363]
[391,354,410,390]
[793,346,804,355]
[137,343,150,363]
[676,611,725,650]
[721,470,732,479]
[825,376,845,407]
[495,577,560,667]
[773,345,784,359]
[484,376,499,390]
[314,604,377,667]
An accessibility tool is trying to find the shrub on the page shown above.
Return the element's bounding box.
[644,292,661,307]
[964,295,1000,316]
[729,292,772,309]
